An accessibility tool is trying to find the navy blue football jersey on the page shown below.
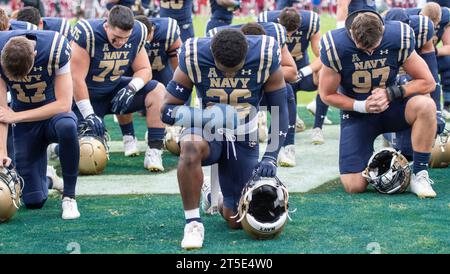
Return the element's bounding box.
[0,30,71,111]
[406,7,450,43]
[320,21,415,100]
[9,20,38,31]
[385,9,434,51]
[174,36,281,121]
[207,22,287,49]
[348,0,376,14]
[42,17,73,41]
[258,10,319,66]
[160,0,193,25]
[210,0,233,21]
[72,19,147,96]
[146,17,180,72]
[427,0,450,7]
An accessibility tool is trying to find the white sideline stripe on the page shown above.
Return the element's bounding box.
[77,125,383,195]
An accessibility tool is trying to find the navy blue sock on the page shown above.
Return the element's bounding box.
[313,95,329,129]
[147,128,165,149]
[285,84,296,146]
[186,218,202,224]
[413,151,430,174]
[47,177,53,189]
[55,119,79,198]
[443,86,450,109]
[120,122,135,136]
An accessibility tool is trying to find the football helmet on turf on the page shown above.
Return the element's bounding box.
[430,130,450,168]
[0,165,23,223]
[362,148,411,194]
[78,122,110,175]
[164,126,182,155]
[237,174,289,240]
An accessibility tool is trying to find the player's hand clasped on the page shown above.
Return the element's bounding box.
[366,88,390,113]
[0,106,17,124]
[111,85,136,114]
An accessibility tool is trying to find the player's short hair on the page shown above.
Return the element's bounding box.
[211,28,248,68]
[350,13,384,50]
[240,22,266,35]
[17,6,41,27]
[279,7,301,32]
[108,5,135,31]
[422,2,442,27]
[134,15,154,34]
[1,37,35,81]
[0,8,9,31]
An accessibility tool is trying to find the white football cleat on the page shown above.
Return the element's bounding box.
[47,165,63,193]
[295,116,306,133]
[47,143,59,161]
[306,99,333,125]
[181,221,204,250]
[123,135,140,157]
[258,111,268,143]
[278,145,296,167]
[410,170,437,198]
[62,197,80,220]
[311,127,325,145]
[144,147,164,172]
[443,108,450,120]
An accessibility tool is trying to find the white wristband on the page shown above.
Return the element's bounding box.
[300,66,313,77]
[353,100,368,113]
[128,77,145,92]
[76,99,95,119]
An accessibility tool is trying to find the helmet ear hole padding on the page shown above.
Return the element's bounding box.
[238,176,289,240]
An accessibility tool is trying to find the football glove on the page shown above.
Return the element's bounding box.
[256,157,278,177]
[85,114,105,137]
[111,85,136,114]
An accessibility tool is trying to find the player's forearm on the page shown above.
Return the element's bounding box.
[436,45,450,56]
[309,58,322,73]
[14,100,71,123]
[133,67,152,85]
[170,56,179,71]
[282,65,298,83]
[73,76,91,102]
[320,92,355,111]
[402,77,436,96]
[0,123,7,156]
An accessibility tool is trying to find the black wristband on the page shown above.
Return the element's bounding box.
[386,85,405,101]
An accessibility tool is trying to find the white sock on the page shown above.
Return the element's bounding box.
[184,208,200,220]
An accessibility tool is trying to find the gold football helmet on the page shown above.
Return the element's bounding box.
[237,174,289,240]
[0,166,23,223]
[164,126,182,155]
[78,122,109,175]
[430,131,450,168]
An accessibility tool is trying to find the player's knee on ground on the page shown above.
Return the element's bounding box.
[23,195,47,209]
[221,206,242,230]
[340,174,367,194]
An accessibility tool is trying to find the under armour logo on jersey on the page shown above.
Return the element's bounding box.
[166,108,173,117]
[288,125,295,129]
[380,49,389,55]
[103,44,109,51]
[124,43,132,49]
[279,131,287,137]
[33,66,43,72]
[176,85,184,93]
[152,42,160,47]
[241,69,252,75]
[352,54,360,62]
[342,114,350,119]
